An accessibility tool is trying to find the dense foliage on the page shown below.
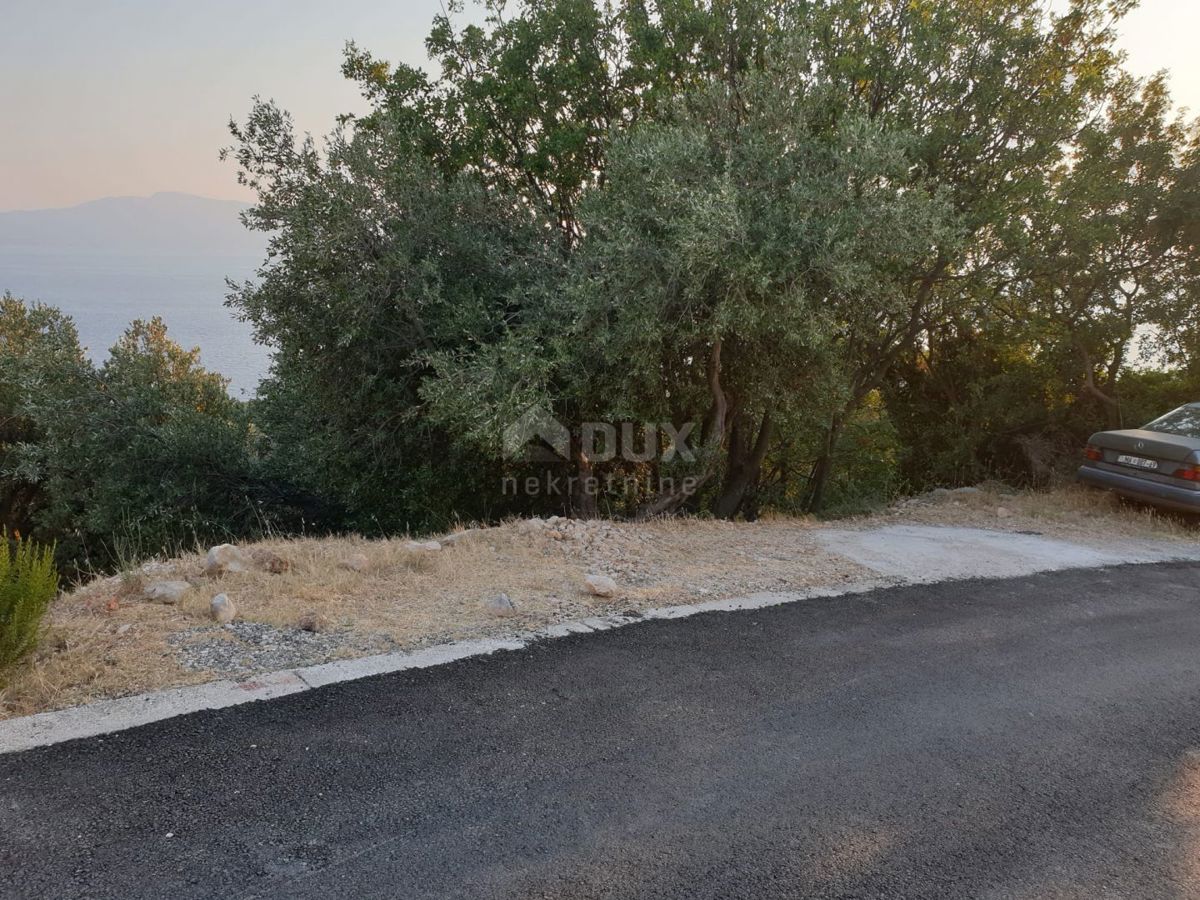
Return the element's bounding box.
[0,296,308,571]
[230,0,1198,521]
[3,0,1199,568]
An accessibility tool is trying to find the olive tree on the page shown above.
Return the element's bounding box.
[224,104,562,532]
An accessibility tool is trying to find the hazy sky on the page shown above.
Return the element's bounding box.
[2,0,1198,212]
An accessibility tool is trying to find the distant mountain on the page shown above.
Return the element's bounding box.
[0,192,267,258]
[0,193,271,395]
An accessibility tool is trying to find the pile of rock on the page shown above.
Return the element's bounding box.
[513,516,651,555]
[506,515,663,590]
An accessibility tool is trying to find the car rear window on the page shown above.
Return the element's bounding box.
[1144,404,1200,438]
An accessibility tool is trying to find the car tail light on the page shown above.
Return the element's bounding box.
[1176,464,1200,482]
[1083,445,1102,461]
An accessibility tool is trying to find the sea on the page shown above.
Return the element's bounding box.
[0,248,270,398]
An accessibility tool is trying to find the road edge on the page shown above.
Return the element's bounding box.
[5,546,1200,755]
[0,579,895,755]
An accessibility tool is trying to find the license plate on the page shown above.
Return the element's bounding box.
[1117,454,1159,470]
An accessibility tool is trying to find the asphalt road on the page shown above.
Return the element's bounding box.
[4,563,1200,899]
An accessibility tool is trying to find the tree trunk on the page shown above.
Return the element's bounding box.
[637,340,729,519]
[805,417,843,513]
[1077,342,1123,430]
[712,411,773,519]
[570,438,598,519]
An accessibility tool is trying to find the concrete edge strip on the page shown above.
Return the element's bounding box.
[1,555,1195,755]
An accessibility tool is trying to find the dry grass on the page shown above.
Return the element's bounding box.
[882,481,1198,544]
[1,484,1194,720]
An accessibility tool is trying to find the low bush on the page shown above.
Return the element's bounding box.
[0,533,58,679]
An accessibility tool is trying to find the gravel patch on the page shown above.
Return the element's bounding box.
[168,622,400,676]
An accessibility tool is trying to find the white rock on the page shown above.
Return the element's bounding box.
[584,574,618,597]
[403,540,442,553]
[996,506,1013,519]
[339,553,370,573]
[204,544,251,576]
[210,593,237,624]
[143,580,191,605]
[483,593,517,617]
[441,529,477,547]
[250,548,290,574]
[208,595,236,624]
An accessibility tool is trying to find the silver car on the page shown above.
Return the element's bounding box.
[1077,403,1200,514]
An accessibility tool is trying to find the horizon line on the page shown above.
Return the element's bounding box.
[0,190,252,215]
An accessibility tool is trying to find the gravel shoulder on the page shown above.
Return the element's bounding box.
[1,484,1195,719]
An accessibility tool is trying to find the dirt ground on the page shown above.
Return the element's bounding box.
[1,484,1195,720]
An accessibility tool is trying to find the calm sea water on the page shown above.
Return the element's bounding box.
[0,248,270,397]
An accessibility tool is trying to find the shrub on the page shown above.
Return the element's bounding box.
[3,308,313,574]
[0,532,58,679]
